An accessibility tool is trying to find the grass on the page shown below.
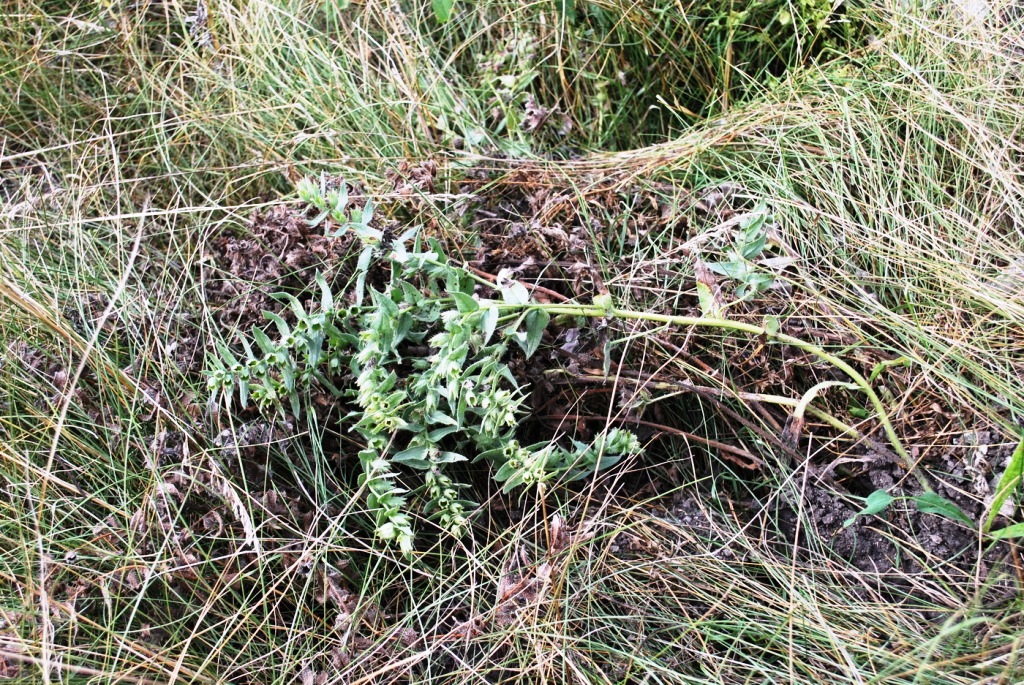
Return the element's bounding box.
[2,0,1023,683]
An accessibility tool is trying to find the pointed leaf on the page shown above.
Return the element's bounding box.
[263,311,291,338]
[425,411,458,426]
[451,291,479,313]
[741,232,768,260]
[696,281,718,317]
[494,463,518,484]
[307,209,330,227]
[216,342,240,369]
[392,446,431,470]
[361,198,375,226]
[988,522,1024,540]
[251,327,277,356]
[500,280,530,305]
[523,308,549,358]
[844,490,895,527]
[317,272,334,312]
[437,451,468,464]
[912,492,973,526]
[706,261,746,280]
[480,306,499,346]
[428,426,460,441]
[985,435,1024,532]
[331,184,348,214]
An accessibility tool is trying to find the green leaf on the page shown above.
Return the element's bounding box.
[862,490,895,514]
[427,238,447,265]
[361,197,375,227]
[451,291,479,313]
[437,451,468,464]
[696,281,718,317]
[425,411,457,426]
[393,312,413,346]
[216,342,240,369]
[475,446,505,463]
[988,521,1024,540]
[480,306,499,346]
[396,226,418,246]
[275,292,306,322]
[240,336,257,362]
[501,472,528,493]
[392,446,431,470]
[317,272,334,312]
[433,0,454,23]
[749,272,775,288]
[509,330,529,356]
[263,311,291,338]
[428,426,460,441]
[739,205,768,233]
[740,231,768,260]
[307,209,330,227]
[399,281,421,306]
[522,308,549,358]
[848,405,870,419]
[494,461,517,482]
[329,184,348,214]
[296,177,320,205]
[354,246,374,306]
[251,327,276,356]
[706,260,747,280]
[911,492,973,526]
[984,435,1024,533]
[843,490,895,527]
[592,293,613,311]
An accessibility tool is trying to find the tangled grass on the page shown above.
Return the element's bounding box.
[1,1,1022,683]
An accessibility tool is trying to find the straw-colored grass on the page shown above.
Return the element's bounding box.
[2,1,1022,683]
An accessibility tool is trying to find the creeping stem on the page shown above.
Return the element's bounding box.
[538,304,912,465]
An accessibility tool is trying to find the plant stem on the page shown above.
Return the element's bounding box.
[539,304,913,465]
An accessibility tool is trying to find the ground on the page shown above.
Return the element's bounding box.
[1,1,1023,684]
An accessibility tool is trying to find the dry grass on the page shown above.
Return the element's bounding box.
[1,0,1022,683]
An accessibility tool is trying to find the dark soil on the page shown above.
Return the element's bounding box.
[204,199,362,331]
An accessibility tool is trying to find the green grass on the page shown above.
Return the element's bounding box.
[2,0,1023,683]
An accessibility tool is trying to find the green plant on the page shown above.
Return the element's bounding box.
[704,204,777,303]
[6,2,1024,682]
[983,436,1024,539]
[843,489,973,528]
[208,179,643,552]
[844,437,1024,539]
[211,174,927,553]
